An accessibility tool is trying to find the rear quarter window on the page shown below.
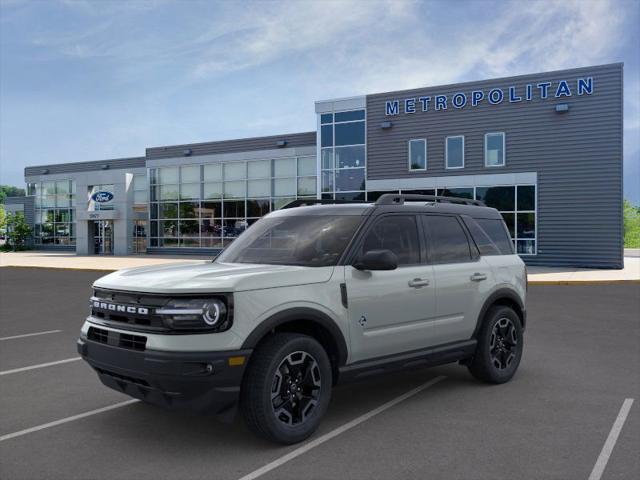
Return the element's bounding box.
[470,217,514,255]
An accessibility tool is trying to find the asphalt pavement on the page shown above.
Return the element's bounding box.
[0,267,638,480]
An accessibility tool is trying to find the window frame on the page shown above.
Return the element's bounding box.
[445,135,465,170]
[408,138,427,171]
[484,132,506,167]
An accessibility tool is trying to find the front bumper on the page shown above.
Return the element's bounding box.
[77,337,252,416]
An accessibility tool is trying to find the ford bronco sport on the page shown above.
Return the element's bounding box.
[78,194,527,444]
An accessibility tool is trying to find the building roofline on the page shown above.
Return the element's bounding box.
[145,131,316,160]
[146,131,316,152]
[24,156,146,177]
[317,62,624,103]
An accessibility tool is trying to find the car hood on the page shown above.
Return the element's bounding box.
[92,261,335,294]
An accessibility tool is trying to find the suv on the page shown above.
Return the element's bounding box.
[78,194,527,444]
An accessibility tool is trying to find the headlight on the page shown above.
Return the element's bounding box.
[156,297,231,332]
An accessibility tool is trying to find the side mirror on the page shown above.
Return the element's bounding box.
[353,249,398,271]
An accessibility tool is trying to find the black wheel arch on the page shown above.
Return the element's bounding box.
[241,307,349,377]
[473,288,526,338]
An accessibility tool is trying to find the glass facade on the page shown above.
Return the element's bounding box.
[31,180,76,245]
[372,185,537,255]
[131,174,148,253]
[149,156,316,248]
[320,110,366,201]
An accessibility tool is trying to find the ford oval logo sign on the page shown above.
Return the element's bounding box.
[91,191,114,203]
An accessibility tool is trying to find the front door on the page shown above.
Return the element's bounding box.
[93,220,114,255]
[345,215,437,363]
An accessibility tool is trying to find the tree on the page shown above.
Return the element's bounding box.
[623,199,640,248]
[0,205,6,231]
[0,185,26,204]
[6,212,31,251]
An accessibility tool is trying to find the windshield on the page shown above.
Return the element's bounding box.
[216,215,362,267]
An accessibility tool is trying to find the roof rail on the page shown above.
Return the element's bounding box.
[281,198,369,209]
[375,193,485,207]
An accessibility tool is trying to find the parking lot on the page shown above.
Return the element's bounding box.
[0,266,638,480]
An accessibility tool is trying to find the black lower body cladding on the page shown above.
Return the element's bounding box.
[77,337,252,416]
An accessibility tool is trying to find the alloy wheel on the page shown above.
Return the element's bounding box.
[271,351,322,426]
[490,317,518,370]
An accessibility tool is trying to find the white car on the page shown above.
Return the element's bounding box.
[78,194,527,444]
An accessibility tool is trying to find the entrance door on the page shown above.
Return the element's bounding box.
[93,220,114,255]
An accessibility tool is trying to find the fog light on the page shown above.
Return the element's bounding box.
[228,356,245,366]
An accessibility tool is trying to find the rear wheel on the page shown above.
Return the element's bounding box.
[468,306,523,384]
[240,333,332,444]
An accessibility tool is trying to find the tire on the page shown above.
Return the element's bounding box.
[468,306,523,384]
[240,333,332,444]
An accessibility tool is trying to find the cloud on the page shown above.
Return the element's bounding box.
[1,0,638,196]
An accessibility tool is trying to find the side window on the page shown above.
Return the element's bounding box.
[423,215,472,264]
[462,217,501,256]
[360,216,420,265]
[476,218,514,254]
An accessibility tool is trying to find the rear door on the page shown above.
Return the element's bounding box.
[422,214,493,344]
[345,214,436,363]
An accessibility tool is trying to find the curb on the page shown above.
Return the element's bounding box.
[0,265,114,273]
[528,279,640,285]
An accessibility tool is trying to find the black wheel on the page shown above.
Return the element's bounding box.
[468,306,523,384]
[240,333,332,444]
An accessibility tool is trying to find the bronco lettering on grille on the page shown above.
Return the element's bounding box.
[92,300,149,315]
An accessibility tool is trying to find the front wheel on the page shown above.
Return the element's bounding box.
[468,306,523,384]
[240,333,332,444]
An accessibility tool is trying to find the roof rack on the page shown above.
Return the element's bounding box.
[375,193,485,207]
[281,198,369,209]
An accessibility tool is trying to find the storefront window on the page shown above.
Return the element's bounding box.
[32,179,76,246]
[148,155,317,249]
[379,184,537,256]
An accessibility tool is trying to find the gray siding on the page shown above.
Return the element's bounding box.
[24,157,145,177]
[366,63,623,268]
[146,132,316,159]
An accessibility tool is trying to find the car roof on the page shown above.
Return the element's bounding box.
[269,201,503,220]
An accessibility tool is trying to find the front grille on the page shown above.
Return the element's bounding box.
[119,333,147,351]
[90,289,169,332]
[88,326,109,344]
[87,326,147,351]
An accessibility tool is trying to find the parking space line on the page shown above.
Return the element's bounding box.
[0,357,81,376]
[0,329,63,341]
[588,398,634,480]
[0,399,140,442]
[236,375,446,480]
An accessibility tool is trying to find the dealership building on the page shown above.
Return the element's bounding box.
[13,63,623,268]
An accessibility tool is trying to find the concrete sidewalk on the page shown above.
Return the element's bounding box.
[527,256,639,284]
[0,251,209,271]
[1,250,639,284]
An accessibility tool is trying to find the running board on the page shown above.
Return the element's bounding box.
[337,339,477,384]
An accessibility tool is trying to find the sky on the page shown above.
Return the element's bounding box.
[1,0,639,203]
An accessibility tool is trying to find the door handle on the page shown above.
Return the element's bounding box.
[470,273,487,282]
[408,278,430,288]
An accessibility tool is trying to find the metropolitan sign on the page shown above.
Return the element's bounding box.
[384,77,594,115]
